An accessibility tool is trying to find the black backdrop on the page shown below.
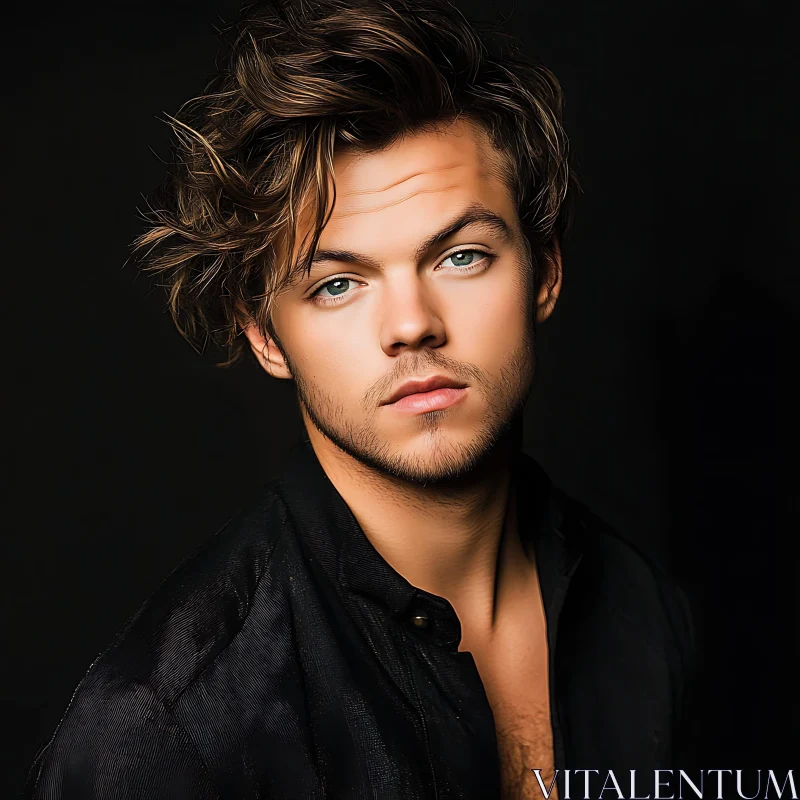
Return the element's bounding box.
[4,0,797,794]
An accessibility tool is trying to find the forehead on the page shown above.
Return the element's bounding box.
[318,119,516,252]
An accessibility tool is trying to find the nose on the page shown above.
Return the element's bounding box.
[379,274,446,357]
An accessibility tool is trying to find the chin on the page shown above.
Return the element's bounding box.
[361,429,504,486]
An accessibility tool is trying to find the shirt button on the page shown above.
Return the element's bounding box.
[410,612,429,629]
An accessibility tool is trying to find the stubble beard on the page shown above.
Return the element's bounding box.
[290,326,536,486]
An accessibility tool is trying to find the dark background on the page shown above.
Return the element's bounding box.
[4,0,797,794]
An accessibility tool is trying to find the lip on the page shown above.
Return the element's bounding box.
[382,375,469,407]
[389,386,469,413]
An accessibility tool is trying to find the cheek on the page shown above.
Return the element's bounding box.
[443,266,529,359]
[280,306,376,398]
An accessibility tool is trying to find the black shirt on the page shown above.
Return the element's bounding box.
[25,439,697,799]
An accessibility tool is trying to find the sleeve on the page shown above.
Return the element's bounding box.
[23,675,219,800]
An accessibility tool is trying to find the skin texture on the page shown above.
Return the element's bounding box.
[244,118,563,798]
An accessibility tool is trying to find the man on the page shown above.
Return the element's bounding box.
[25,0,696,798]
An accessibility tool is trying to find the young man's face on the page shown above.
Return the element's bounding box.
[245,118,560,483]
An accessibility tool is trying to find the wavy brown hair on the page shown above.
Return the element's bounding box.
[132,0,577,367]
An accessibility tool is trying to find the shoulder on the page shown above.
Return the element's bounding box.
[547,483,700,760]
[93,479,289,702]
[551,484,695,675]
[25,480,292,798]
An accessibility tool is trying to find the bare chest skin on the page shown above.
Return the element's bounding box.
[461,574,558,800]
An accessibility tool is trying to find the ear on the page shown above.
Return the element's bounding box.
[535,236,563,324]
[241,319,293,380]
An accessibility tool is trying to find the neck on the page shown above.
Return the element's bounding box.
[304,417,535,637]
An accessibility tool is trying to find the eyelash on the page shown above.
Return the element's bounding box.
[308,248,494,306]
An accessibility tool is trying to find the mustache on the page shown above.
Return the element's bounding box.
[362,350,487,411]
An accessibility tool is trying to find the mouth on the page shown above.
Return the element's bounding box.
[382,375,469,414]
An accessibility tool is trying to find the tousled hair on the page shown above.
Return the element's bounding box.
[132,0,577,366]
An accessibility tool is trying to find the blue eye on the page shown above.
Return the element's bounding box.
[315,278,355,298]
[440,250,487,268]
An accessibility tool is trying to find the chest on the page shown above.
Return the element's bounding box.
[462,577,558,799]
[475,642,558,799]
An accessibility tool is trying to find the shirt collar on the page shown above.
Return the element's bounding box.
[276,437,585,624]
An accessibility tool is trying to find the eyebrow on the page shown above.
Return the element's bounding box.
[309,203,513,272]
